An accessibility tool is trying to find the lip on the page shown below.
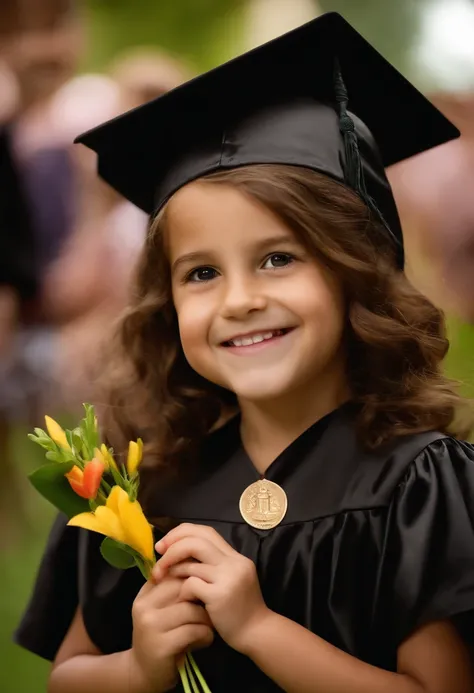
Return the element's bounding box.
[220,327,296,354]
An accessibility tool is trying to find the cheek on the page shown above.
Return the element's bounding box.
[319,283,345,327]
[288,269,345,328]
[174,295,213,356]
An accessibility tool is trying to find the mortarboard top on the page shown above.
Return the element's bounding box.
[75,12,459,268]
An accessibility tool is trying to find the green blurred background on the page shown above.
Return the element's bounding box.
[2,0,474,690]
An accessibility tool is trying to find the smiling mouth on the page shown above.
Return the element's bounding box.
[221,328,294,347]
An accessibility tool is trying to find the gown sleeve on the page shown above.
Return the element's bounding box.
[13,514,80,661]
[14,513,147,660]
[379,437,474,649]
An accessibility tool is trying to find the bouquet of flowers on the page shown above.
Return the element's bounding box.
[28,403,211,693]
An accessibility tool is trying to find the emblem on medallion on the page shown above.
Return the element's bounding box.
[239,479,288,529]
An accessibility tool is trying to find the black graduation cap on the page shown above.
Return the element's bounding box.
[75,12,459,268]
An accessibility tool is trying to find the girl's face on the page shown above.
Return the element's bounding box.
[167,181,347,405]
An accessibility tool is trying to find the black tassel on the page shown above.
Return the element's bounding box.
[333,60,399,246]
[333,63,364,194]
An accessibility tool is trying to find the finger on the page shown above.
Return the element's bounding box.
[168,561,215,583]
[140,576,183,608]
[180,576,213,606]
[165,624,214,658]
[156,523,234,556]
[135,579,156,600]
[153,538,225,580]
[157,523,234,556]
[158,601,212,632]
[136,571,182,598]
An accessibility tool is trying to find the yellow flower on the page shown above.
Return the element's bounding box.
[45,415,71,451]
[94,445,119,473]
[68,486,154,562]
[127,439,143,476]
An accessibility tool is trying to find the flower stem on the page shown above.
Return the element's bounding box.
[101,479,112,494]
[187,653,212,693]
[95,492,107,506]
[185,655,201,693]
[179,662,192,693]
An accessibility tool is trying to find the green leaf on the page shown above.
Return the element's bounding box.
[84,402,95,418]
[65,429,74,449]
[134,556,153,581]
[45,450,65,463]
[80,420,93,461]
[87,404,99,450]
[84,403,95,432]
[28,434,53,450]
[71,428,85,453]
[28,463,90,518]
[70,431,84,458]
[100,538,136,569]
[109,464,126,489]
[49,443,76,464]
[128,481,138,503]
[79,404,98,459]
[100,538,153,578]
[33,427,48,438]
[66,429,86,460]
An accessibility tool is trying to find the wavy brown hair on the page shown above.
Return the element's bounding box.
[99,164,472,487]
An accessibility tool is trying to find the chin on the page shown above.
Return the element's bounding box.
[225,376,299,403]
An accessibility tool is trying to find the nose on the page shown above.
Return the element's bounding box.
[220,275,267,320]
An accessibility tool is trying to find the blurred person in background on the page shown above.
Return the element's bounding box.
[0,0,82,539]
[0,57,25,360]
[111,48,192,108]
[389,94,474,323]
[0,0,84,409]
[40,49,190,409]
[105,48,192,304]
[0,57,38,541]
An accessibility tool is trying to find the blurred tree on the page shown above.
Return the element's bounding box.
[318,0,434,77]
[84,0,246,73]
[83,0,443,80]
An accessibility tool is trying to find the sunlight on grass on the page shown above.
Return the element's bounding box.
[0,425,55,693]
[0,530,53,692]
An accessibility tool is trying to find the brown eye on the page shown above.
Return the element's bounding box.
[186,266,218,283]
[262,253,294,269]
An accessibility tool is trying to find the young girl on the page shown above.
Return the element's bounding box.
[15,12,474,693]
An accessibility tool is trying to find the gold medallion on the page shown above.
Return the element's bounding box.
[239,479,288,530]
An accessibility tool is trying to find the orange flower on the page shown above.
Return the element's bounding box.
[66,459,105,499]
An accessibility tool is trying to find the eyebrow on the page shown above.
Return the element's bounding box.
[171,251,215,274]
[171,233,296,274]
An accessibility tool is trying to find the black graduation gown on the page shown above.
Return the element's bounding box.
[15,405,474,691]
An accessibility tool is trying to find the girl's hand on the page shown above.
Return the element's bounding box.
[153,524,270,654]
[130,575,214,693]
